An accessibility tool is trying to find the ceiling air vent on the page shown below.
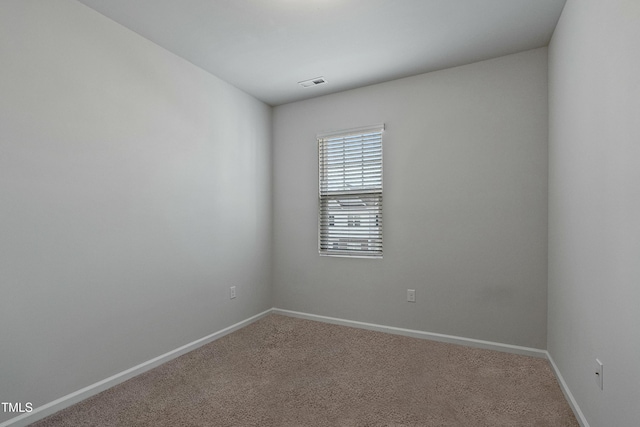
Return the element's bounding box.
[298,76,327,88]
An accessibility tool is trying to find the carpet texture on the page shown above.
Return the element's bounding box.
[31,314,579,426]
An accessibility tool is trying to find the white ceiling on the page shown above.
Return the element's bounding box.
[77,0,566,106]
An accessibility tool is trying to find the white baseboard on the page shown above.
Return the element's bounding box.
[0,309,272,427]
[546,352,590,427]
[272,308,547,358]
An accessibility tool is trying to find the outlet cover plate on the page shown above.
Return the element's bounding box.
[595,358,603,390]
[407,289,416,303]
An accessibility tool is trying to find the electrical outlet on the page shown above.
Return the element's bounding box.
[595,359,603,390]
[407,289,416,303]
[230,286,236,299]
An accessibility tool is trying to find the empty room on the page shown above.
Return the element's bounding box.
[1,0,638,426]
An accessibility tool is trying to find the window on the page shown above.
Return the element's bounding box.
[318,124,383,258]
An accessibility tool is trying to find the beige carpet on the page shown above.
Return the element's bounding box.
[31,314,578,426]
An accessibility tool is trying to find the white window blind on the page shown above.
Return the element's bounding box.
[318,125,383,258]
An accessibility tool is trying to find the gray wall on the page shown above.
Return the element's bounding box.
[273,48,549,349]
[548,0,640,425]
[0,1,272,422]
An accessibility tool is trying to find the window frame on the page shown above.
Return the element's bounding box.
[317,124,384,259]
